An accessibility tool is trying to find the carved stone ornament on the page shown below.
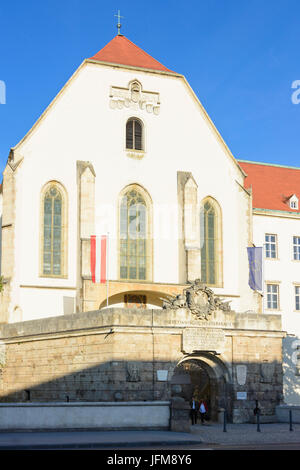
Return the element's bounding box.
[260,362,275,383]
[126,362,140,382]
[161,279,231,320]
[109,79,160,115]
[236,365,247,386]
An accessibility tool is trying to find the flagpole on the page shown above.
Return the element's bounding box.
[106,232,109,308]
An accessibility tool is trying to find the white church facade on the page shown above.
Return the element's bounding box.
[0,34,299,407]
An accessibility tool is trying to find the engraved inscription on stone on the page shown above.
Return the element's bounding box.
[182,328,225,353]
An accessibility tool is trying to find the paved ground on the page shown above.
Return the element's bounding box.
[0,423,299,449]
[190,422,300,446]
[0,429,202,449]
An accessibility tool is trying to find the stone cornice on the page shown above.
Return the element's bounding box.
[253,208,300,219]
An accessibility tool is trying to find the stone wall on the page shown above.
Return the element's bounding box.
[276,405,300,424]
[0,307,285,424]
[0,401,170,430]
[0,309,182,403]
[230,334,284,422]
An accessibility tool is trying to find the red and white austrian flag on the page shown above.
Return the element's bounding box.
[90,235,107,284]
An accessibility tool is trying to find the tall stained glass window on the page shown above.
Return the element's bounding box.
[43,185,63,276]
[120,189,147,280]
[200,201,215,285]
[200,198,222,286]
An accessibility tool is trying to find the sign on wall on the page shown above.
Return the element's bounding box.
[182,327,225,353]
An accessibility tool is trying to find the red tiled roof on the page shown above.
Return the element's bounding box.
[89,35,174,73]
[238,160,300,212]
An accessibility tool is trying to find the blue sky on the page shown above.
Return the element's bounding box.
[0,0,300,176]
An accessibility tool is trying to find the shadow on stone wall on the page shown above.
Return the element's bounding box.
[0,357,284,424]
[1,359,177,403]
[0,306,286,424]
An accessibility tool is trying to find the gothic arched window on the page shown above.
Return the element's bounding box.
[200,197,222,286]
[41,182,67,277]
[126,118,143,151]
[119,185,152,281]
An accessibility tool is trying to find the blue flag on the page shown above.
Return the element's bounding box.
[247,247,263,291]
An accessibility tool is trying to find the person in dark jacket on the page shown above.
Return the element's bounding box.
[190,396,199,425]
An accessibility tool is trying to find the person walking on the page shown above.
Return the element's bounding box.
[199,399,207,424]
[190,396,198,425]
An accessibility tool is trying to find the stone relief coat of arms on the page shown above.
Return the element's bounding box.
[162,279,231,320]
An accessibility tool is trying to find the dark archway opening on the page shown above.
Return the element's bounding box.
[171,355,231,422]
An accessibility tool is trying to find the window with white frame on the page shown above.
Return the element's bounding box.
[296,286,300,311]
[291,200,298,209]
[265,234,277,259]
[266,284,279,310]
[289,195,298,210]
[293,237,300,260]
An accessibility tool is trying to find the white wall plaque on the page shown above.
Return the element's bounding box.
[157,370,168,381]
[237,392,247,400]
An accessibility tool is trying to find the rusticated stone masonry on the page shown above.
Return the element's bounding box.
[0,306,285,424]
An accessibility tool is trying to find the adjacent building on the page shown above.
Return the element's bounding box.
[239,160,300,405]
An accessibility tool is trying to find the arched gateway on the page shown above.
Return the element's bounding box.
[163,279,284,426]
[171,353,232,422]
